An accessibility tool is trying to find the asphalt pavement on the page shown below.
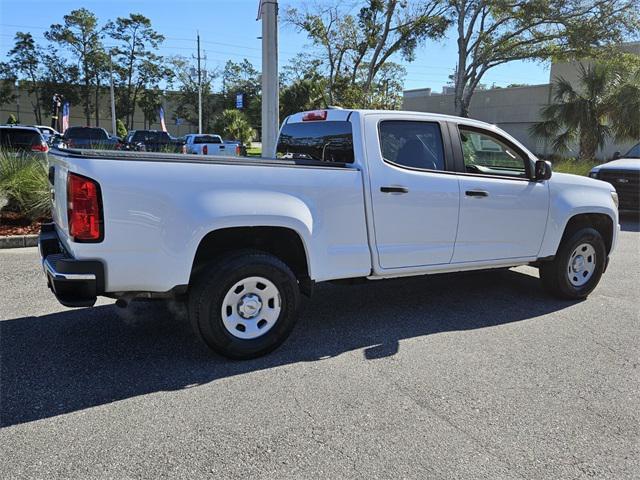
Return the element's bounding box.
[1,215,638,479]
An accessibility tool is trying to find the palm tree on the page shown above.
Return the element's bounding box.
[531,64,640,162]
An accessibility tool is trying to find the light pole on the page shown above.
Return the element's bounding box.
[197,32,202,134]
[258,0,279,158]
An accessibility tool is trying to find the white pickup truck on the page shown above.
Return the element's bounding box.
[39,109,619,359]
[183,133,240,156]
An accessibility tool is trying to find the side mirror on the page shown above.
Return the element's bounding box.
[612,151,621,160]
[534,160,552,181]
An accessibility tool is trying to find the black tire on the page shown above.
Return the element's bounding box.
[188,250,300,359]
[539,227,606,300]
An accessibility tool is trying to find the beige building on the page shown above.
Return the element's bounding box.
[0,87,198,137]
[403,42,640,160]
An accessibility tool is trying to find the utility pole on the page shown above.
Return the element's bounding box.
[258,0,279,158]
[197,32,203,134]
[109,54,117,137]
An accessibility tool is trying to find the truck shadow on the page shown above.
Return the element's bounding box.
[1,268,576,427]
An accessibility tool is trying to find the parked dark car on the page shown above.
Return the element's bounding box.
[62,126,120,149]
[0,125,49,159]
[589,142,640,211]
[124,130,185,153]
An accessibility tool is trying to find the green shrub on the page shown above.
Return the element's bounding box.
[0,151,50,220]
[116,119,128,139]
[550,158,599,176]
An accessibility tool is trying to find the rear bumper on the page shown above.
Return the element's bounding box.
[39,223,105,307]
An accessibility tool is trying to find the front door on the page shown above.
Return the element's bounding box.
[451,125,549,263]
[365,118,460,269]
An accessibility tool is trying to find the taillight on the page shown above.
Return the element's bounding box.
[302,110,328,121]
[31,141,49,152]
[202,145,208,155]
[67,172,103,242]
[235,145,241,156]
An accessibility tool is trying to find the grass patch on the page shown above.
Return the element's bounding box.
[0,151,50,220]
[549,158,599,176]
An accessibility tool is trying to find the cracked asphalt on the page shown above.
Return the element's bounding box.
[1,214,638,479]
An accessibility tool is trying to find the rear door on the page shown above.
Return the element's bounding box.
[450,124,549,263]
[364,115,460,269]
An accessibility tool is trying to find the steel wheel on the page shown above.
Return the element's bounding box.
[567,243,596,287]
[221,276,281,340]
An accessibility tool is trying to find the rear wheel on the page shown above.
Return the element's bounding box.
[539,227,606,299]
[188,250,300,359]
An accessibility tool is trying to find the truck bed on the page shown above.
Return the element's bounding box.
[54,147,352,170]
[48,147,370,293]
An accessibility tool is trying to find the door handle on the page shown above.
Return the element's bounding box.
[465,190,489,197]
[380,186,409,194]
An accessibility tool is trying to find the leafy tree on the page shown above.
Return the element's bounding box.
[286,0,447,107]
[216,109,255,146]
[106,14,165,129]
[280,78,326,118]
[6,114,18,125]
[138,89,163,129]
[116,118,128,138]
[6,33,44,124]
[530,63,640,161]
[0,63,17,109]
[38,46,81,125]
[448,0,640,117]
[169,56,221,132]
[46,8,106,125]
[221,59,261,128]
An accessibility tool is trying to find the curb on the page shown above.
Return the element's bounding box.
[0,234,38,249]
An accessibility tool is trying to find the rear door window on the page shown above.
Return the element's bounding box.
[277,121,354,163]
[379,121,446,171]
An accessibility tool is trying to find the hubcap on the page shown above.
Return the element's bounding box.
[567,243,596,287]
[221,276,281,340]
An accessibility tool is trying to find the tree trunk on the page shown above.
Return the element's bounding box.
[454,7,468,118]
[95,76,100,127]
[579,131,597,161]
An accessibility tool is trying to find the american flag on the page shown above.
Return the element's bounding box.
[61,102,70,133]
[159,106,167,132]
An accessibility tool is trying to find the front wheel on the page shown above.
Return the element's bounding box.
[188,250,300,359]
[539,227,606,300]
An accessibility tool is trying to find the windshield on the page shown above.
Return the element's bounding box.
[625,143,640,158]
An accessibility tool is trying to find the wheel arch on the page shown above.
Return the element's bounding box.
[558,213,615,255]
[189,226,313,295]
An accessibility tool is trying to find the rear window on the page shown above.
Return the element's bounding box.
[0,128,42,148]
[65,127,107,141]
[132,131,170,143]
[277,121,354,163]
[194,135,222,144]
